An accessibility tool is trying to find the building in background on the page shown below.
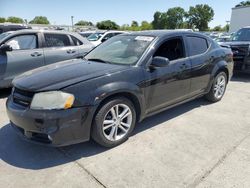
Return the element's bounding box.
[230,5,250,33]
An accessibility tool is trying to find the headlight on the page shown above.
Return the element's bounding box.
[30,91,75,110]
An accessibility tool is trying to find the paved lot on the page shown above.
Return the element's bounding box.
[0,75,250,188]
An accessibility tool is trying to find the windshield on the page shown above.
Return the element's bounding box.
[87,32,104,41]
[232,28,250,41]
[85,35,155,65]
[0,32,12,41]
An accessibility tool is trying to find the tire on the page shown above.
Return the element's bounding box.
[205,71,228,102]
[91,97,136,148]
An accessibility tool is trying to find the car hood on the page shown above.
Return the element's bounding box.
[13,59,129,91]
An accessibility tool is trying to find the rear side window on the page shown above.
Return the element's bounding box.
[44,34,71,47]
[187,36,208,56]
[6,35,37,50]
[71,35,83,46]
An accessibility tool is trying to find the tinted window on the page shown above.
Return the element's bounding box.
[44,34,71,47]
[103,33,114,40]
[232,28,250,41]
[71,35,83,46]
[6,35,37,50]
[187,36,208,56]
[154,38,185,61]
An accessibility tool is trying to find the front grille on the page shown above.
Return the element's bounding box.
[12,87,34,107]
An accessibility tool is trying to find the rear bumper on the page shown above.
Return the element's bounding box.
[6,97,95,147]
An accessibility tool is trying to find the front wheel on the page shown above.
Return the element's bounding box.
[91,97,136,147]
[205,72,228,102]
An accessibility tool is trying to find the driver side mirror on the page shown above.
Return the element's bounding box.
[0,44,12,54]
[150,56,170,68]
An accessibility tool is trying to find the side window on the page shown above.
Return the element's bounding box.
[44,34,71,47]
[103,33,114,40]
[154,38,185,61]
[187,36,208,56]
[6,35,37,50]
[113,32,122,36]
[71,35,83,46]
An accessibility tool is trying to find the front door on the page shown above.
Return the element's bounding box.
[4,34,45,82]
[143,37,192,113]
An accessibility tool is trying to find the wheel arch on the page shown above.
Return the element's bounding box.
[92,82,146,123]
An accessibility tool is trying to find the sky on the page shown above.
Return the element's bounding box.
[0,0,241,27]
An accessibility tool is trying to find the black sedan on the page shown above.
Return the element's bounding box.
[6,31,234,147]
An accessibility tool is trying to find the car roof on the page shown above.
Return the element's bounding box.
[125,30,200,38]
[0,29,93,45]
[6,29,77,35]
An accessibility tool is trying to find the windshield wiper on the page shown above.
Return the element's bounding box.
[86,58,110,64]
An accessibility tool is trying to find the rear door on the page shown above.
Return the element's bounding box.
[185,35,211,95]
[42,33,79,65]
[69,35,93,58]
[4,33,45,81]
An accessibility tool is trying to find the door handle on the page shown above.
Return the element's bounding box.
[31,52,42,57]
[210,56,215,62]
[67,49,76,54]
[179,63,188,70]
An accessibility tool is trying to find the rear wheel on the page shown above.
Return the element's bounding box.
[92,97,136,147]
[205,72,227,102]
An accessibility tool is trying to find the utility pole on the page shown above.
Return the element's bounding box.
[226,21,230,32]
[71,16,74,31]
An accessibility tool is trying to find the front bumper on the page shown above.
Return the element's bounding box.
[6,97,95,147]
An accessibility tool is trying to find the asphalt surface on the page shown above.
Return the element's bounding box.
[0,75,250,188]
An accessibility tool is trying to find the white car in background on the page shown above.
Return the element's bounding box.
[87,30,126,46]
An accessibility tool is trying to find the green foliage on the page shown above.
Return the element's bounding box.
[186,4,214,31]
[152,7,187,30]
[235,1,250,7]
[96,20,119,30]
[29,16,50,24]
[131,21,139,28]
[165,7,185,29]
[213,25,223,31]
[0,17,6,23]
[7,16,24,23]
[75,20,93,26]
[140,21,153,30]
[152,11,167,29]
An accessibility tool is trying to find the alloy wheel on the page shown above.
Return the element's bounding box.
[213,75,226,99]
[102,104,133,141]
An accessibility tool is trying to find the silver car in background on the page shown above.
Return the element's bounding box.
[0,30,94,88]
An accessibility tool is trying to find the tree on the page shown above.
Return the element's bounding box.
[235,1,250,7]
[213,25,223,31]
[120,24,130,30]
[7,16,24,23]
[29,16,50,24]
[186,4,214,31]
[131,21,139,28]
[165,7,185,29]
[96,20,119,30]
[140,21,153,30]
[152,11,167,29]
[75,20,93,26]
[0,17,5,23]
[130,21,140,31]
